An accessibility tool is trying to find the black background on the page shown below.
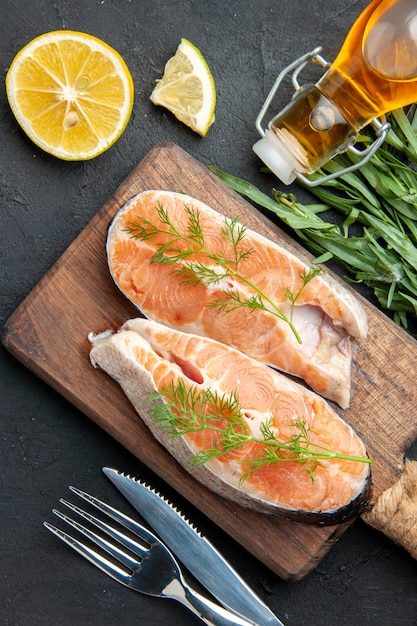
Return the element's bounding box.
[2,1,417,624]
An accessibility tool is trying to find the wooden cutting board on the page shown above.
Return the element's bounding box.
[3,142,417,581]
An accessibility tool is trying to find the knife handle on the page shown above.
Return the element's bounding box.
[169,574,256,626]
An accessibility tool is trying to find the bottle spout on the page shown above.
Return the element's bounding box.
[253,130,297,185]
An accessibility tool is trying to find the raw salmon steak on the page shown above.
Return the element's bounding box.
[107,190,368,408]
[89,318,371,525]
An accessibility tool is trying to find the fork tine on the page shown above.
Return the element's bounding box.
[59,498,149,560]
[51,507,141,572]
[68,486,158,547]
[43,520,129,584]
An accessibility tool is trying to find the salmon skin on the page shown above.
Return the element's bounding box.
[89,318,371,525]
[106,190,367,409]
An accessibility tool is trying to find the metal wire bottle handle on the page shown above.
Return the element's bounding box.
[255,47,391,187]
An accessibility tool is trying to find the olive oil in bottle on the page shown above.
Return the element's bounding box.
[254,0,417,184]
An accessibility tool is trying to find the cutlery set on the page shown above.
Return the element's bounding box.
[44,468,285,626]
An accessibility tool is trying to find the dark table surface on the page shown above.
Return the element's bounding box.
[2,1,417,624]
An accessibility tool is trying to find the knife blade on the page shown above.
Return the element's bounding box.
[103,467,285,626]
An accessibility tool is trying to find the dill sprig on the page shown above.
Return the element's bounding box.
[148,380,372,483]
[126,201,321,344]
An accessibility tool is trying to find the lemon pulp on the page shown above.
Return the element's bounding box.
[150,38,216,137]
[6,30,134,160]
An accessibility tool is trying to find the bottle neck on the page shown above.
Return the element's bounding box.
[266,84,357,176]
[317,65,381,131]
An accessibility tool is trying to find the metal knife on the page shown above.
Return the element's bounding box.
[103,467,285,626]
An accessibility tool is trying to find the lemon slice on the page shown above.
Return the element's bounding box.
[6,30,134,160]
[150,38,216,137]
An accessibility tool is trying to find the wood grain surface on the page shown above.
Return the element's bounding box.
[3,142,417,581]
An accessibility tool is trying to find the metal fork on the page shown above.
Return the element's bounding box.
[44,488,255,626]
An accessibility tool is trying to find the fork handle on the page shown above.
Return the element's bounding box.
[167,578,256,626]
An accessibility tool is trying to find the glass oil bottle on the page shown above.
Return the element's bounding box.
[254,0,417,185]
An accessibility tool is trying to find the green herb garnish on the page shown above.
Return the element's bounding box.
[210,106,417,336]
[149,380,372,483]
[126,201,321,343]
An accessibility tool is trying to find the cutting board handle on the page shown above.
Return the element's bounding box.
[362,459,417,559]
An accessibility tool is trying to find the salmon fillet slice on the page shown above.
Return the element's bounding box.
[107,190,367,408]
[89,318,371,524]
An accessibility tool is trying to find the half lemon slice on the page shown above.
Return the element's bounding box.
[6,30,134,160]
[150,38,216,137]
